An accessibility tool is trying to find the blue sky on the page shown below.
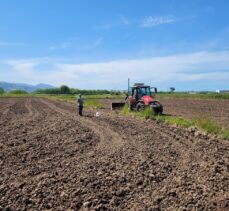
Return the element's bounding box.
[0,0,229,91]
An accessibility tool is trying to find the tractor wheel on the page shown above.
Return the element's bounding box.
[156,104,163,114]
[153,105,163,115]
[136,102,145,112]
[158,105,163,114]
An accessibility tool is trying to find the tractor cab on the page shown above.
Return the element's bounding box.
[130,84,157,101]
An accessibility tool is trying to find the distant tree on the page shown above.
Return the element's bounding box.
[70,88,80,95]
[9,89,28,94]
[35,88,61,94]
[60,85,70,94]
[0,87,4,94]
[170,87,175,93]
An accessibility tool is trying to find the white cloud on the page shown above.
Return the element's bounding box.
[55,51,229,88]
[3,51,229,89]
[141,16,176,28]
[174,72,229,81]
[6,60,38,75]
[4,58,79,86]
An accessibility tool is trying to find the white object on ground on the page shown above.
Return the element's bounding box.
[95,112,101,117]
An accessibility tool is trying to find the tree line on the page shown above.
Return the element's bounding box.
[0,85,123,95]
[0,85,122,95]
[0,88,29,95]
[34,85,122,95]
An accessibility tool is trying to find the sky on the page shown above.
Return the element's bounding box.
[0,0,229,91]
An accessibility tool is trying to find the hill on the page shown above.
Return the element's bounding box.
[0,82,55,93]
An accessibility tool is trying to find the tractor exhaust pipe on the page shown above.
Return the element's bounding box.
[128,78,130,96]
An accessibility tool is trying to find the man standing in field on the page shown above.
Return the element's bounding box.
[77,94,84,116]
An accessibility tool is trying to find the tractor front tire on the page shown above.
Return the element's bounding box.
[136,102,145,112]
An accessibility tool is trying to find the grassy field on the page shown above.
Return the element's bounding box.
[35,94,106,109]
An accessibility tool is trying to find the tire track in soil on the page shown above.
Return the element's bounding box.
[39,98,125,155]
[0,99,18,116]
[40,98,149,172]
[0,98,44,131]
[0,102,12,113]
[43,98,195,168]
[24,98,38,118]
[0,98,30,121]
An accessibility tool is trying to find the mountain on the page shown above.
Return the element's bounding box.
[0,82,55,93]
[34,83,55,90]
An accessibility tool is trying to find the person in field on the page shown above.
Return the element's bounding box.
[77,94,84,116]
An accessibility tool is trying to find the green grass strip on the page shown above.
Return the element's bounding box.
[122,105,229,140]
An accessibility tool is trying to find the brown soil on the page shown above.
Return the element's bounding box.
[0,97,229,211]
[160,98,229,129]
[99,97,229,128]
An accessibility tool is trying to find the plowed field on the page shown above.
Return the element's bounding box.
[0,98,229,210]
[160,98,229,129]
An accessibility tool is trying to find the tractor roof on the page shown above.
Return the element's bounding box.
[132,86,150,88]
[132,83,150,88]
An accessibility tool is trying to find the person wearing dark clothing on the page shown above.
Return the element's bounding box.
[77,94,84,116]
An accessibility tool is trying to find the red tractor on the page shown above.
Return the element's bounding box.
[126,83,163,114]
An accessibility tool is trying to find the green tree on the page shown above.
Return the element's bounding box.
[60,85,70,94]
[170,87,175,93]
